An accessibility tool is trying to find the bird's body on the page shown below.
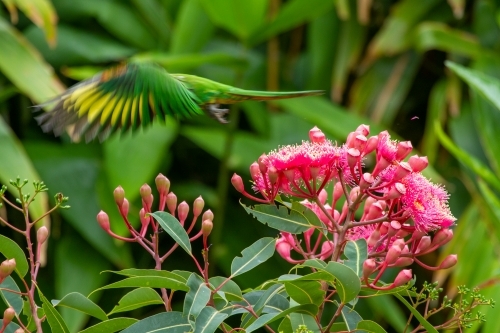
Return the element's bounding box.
[36,62,323,142]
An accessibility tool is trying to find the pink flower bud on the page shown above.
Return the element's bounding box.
[282,232,296,246]
[363,259,377,279]
[202,209,214,222]
[113,186,125,206]
[319,241,334,260]
[318,204,333,226]
[393,269,412,287]
[385,245,402,265]
[408,155,429,172]
[438,254,458,269]
[349,186,360,202]
[392,238,406,249]
[96,211,110,231]
[387,220,401,237]
[396,141,413,161]
[309,126,325,143]
[276,237,293,260]
[14,329,24,333]
[363,196,376,215]
[202,219,213,237]
[177,201,189,223]
[367,229,381,247]
[372,156,390,177]
[363,136,378,155]
[140,184,152,199]
[139,208,149,228]
[392,162,412,182]
[250,162,260,181]
[121,198,130,216]
[431,228,453,247]
[365,202,384,220]
[283,169,295,182]
[155,174,170,194]
[193,196,204,217]
[309,166,320,180]
[347,148,360,170]
[385,183,406,200]
[415,236,431,254]
[359,173,374,190]
[3,307,15,326]
[257,154,269,174]
[231,174,245,193]
[0,259,16,281]
[37,226,49,245]
[268,166,278,185]
[353,134,367,151]
[333,182,343,203]
[356,124,370,136]
[391,257,414,267]
[318,189,328,205]
[166,192,177,214]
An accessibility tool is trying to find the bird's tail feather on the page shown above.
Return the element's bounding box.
[227,89,324,101]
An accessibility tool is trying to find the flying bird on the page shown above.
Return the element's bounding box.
[36,62,323,142]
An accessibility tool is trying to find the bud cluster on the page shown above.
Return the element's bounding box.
[97,174,213,253]
[232,125,457,289]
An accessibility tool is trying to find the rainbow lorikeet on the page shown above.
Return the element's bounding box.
[36,62,323,142]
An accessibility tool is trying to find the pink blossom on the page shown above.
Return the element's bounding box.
[400,173,456,232]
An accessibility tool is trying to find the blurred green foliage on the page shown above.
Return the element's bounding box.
[1,0,500,331]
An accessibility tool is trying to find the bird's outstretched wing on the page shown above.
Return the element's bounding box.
[36,62,203,142]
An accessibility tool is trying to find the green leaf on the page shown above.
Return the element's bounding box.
[78,318,138,333]
[230,237,275,277]
[52,293,107,321]
[284,280,324,306]
[343,239,368,277]
[324,262,361,303]
[340,304,362,331]
[247,0,334,45]
[103,119,178,203]
[93,276,188,294]
[105,268,187,283]
[434,121,500,192]
[2,0,58,45]
[150,211,192,255]
[171,0,214,54]
[290,201,323,230]
[394,294,438,333]
[209,276,243,301]
[24,24,136,67]
[415,22,486,58]
[38,288,71,333]
[290,313,320,333]
[184,274,211,319]
[0,276,23,314]
[246,304,319,333]
[478,180,500,243]
[242,284,285,328]
[446,61,500,113]
[0,234,29,277]
[193,306,228,333]
[130,0,171,46]
[200,0,267,41]
[241,202,312,234]
[55,237,111,332]
[108,288,163,316]
[121,312,191,333]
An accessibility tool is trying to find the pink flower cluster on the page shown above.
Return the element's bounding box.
[232,125,457,289]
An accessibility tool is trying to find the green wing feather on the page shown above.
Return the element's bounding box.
[36,62,203,142]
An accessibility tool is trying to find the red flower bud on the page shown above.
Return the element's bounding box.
[140,184,152,199]
[392,162,412,182]
[250,162,260,181]
[415,236,432,254]
[96,211,110,231]
[193,196,204,218]
[202,209,214,222]
[408,155,429,172]
[3,307,15,326]
[367,229,381,247]
[391,257,414,267]
[360,173,374,190]
[318,189,328,205]
[113,186,125,207]
[166,192,177,214]
[385,183,406,200]
[356,124,370,136]
[202,219,213,237]
[393,269,412,287]
[139,208,149,228]
[363,136,378,155]
[37,226,49,245]
[276,237,293,261]
[257,154,268,174]
[396,141,413,161]
[268,166,279,185]
[319,241,334,260]
[309,126,325,143]
[438,254,458,269]
[231,174,245,193]
[155,174,170,195]
[431,228,453,247]
[385,245,402,265]
[177,201,189,223]
[121,198,130,216]
[363,259,377,280]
